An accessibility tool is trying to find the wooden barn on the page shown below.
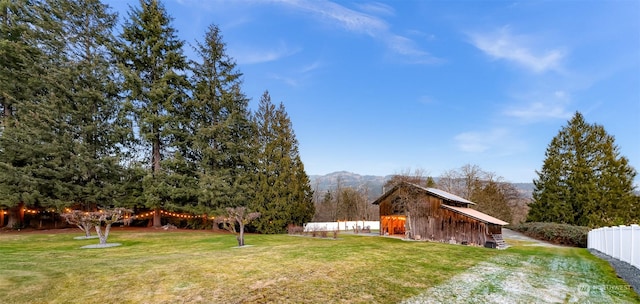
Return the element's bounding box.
[372,182,508,248]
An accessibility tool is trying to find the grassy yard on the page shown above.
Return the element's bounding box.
[0,228,638,303]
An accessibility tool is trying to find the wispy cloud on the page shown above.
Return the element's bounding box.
[175,0,439,63]
[468,27,565,73]
[299,61,323,73]
[231,42,301,64]
[272,0,439,63]
[504,90,574,122]
[454,128,510,153]
[273,0,387,35]
[268,73,299,86]
[454,127,526,157]
[269,60,324,87]
[354,2,395,16]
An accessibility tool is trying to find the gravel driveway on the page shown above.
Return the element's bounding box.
[589,249,640,296]
[501,228,563,247]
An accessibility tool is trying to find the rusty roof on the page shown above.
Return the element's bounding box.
[441,204,509,226]
[372,182,475,206]
[422,186,476,206]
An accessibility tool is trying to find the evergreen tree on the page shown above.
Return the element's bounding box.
[0,0,38,120]
[0,0,123,225]
[51,0,130,210]
[0,0,45,226]
[116,0,191,226]
[252,91,314,234]
[188,25,257,217]
[527,112,637,227]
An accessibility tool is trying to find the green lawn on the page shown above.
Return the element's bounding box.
[0,229,638,303]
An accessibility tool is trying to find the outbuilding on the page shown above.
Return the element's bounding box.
[372,182,508,248]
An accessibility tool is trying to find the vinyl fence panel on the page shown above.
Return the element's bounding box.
[588,224,639,270]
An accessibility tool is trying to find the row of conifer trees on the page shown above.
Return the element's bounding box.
[0,0,314,233]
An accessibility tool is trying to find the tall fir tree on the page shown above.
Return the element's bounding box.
[47,0,131,212]
[188,25,257,217]
[0,0,133,230]
[116,0,191,226]
[252,91,314,233]
[0,0,46,227]
[527,112,637,227]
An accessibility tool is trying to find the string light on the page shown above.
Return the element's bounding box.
[9,208,53,215]
[9,208,215,220]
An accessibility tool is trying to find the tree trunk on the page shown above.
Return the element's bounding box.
[0,209,4,227]
[238,223,245,246]
[153,208,162,227]
[151,131,162,228]
[3,100,12,118]
[82,223,92,237]
[95,225,106,244]
[6,202,24,228]
[102,224,112,245]
[152,135,161,173]
[95,224,112,245]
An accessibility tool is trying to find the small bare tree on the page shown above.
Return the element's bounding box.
[61,210,95,238]
[87,208,134,245]
[215,207,260,247]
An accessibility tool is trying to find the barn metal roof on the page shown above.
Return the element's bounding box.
[422,186,476,206]
[372,182,476,206]
[441,204,509,226]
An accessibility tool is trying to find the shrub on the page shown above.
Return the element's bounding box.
[287,224,304,235]
[509,222,590,247]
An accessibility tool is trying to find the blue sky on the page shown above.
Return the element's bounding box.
[107,0,640,184]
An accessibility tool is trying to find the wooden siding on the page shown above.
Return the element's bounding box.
[377,184,501,246]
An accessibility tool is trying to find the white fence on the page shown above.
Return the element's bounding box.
[588,224,639,270]
[304,221,380,232]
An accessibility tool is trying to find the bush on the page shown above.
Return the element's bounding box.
[287,224,304,235]
[509,222,590,247]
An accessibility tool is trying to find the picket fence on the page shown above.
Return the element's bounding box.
[587,224,640,270]
[303,221,380,232]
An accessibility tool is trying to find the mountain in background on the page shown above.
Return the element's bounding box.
[309,171,389,201]
[309,171,534,201]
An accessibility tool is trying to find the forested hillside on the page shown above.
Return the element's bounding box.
[310,168,534,224]
[310,171,535,200]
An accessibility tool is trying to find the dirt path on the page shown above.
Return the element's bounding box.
[501,228,564,247]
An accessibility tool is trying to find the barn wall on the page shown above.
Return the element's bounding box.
[379,198,407,235]
[379,200,394,217]
[413,207,490,246]
[487,224,502,235]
